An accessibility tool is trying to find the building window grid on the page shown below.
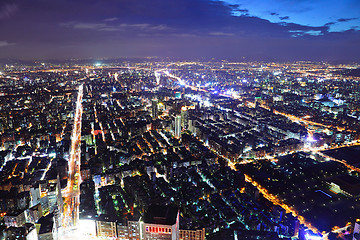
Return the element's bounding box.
[146,226,172,234]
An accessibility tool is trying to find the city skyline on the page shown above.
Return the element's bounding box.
[1,60,360,240]
[0,0,359,61]
[1,1,360,239]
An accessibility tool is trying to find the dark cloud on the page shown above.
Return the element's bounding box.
[280,16,290,20]
[270,12,279,16]
[337,17,358,22]
[325,22,336,26]
[228,4,241,9]
[234,9,249,13]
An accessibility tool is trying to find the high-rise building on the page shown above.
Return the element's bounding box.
[181,107,188,130]
[141,205,180,240]
[179,228,205,240]
[152,99,159,119]
[174,115,181,138]
[95,205,189,240]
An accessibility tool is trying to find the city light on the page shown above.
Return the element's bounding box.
[244,174,320,234]
[306,136,317,142]
[304,230,323,240]
[1,61,360,240]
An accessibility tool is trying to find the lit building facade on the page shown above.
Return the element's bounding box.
[141,222,178,240]
[94,205,201,240]
[179,228,205,240]
[174,115,181,138]
[152,99,159,119]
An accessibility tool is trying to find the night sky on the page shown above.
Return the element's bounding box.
[0,0,359,61]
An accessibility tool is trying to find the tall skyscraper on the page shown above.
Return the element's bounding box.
[174,115,181,138]
[181,107,188,129]
[152,99,158,119]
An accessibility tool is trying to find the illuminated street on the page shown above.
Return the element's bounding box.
[60,83,83,238]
